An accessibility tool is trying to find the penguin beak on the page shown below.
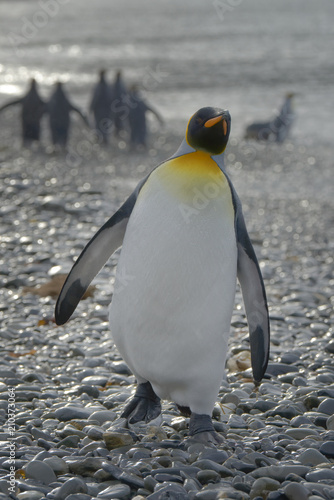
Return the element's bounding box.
[204,115,228,136]
[204,115,223,129]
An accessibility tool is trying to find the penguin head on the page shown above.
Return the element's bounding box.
[186,107,231,155]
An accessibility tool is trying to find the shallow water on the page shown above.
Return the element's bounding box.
[0,0,333,142]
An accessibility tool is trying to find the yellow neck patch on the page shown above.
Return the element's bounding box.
[154,151,230,204]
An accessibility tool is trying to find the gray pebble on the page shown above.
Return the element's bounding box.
[147,483,189,499]
[319,441,334,458]
[88,409,117,425]
[250,477,280,499]
[305,468,334,482]
[251,465,310,481]
[283,482,309,500]
[297,448,329,466]
[16,492,45,500]
[97,483,131,498]
[24,459,57,485]
[318,398,334,415]
[54,477,88,499]
[54,406,94,421]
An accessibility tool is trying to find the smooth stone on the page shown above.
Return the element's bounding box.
[317,398,334,415]
[285,428,319,440]
[326,414,334,430]
[88,410,117,425]
[148,483,189,499]
[228,414,248,428]
[266,363,299,376]
[55,435,81,448]
[305,468,334,482]
[250,477,280,499]
[54,406,94,421]
[251,465,310,481]
[325,340,334,353]
[76,385,100,398]
[17,492,45,500]
[290,416,313,427]
[101,461,145,488]
[283,482,309,500]
[198,448,229,464]
[43,456,69,474]
[303,396,320,411]
[65,495,92,500]
[280,352,300,364]
[266,492,289,500]
[54,477,88,499]
[319,441,334,458]
[97,484,131,498]
[268,405,299,419]
[81,375,109,386]
[197,469,220,484]
[297,448,330,465]
[103,431,134,449]
[193,459,233,476]
[67,457,104,476]
[24,459,57,485]
[253,400,277,412]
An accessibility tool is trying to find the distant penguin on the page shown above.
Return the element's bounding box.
[0,78,46,146]
[128,85,163,148]
[89,69,113,144]
[55,107,270,444]
[47,82,88,148]
[110,70,128,137]
[245,93,296,143]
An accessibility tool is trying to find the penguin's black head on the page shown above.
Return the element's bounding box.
[186,107,231,155]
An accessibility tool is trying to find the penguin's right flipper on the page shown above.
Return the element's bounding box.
[55,177,148,326]
[235,209,270,384]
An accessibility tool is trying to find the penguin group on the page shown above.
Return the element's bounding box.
[56,106,270,444]
[0,69,163,150]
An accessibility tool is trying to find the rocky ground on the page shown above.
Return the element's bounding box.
[0,119,333,500]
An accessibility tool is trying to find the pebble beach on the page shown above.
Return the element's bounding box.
[0,114,333,500]
[1,0,334,498]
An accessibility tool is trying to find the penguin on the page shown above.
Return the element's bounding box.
[55,107,270,444]
[128,84,164,149]
[110,70,128,137]
[48,82,88,148]
[0,78,46,146]
[89,69,113,144]
[244,93,296,143]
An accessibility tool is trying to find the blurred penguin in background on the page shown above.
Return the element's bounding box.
[48,82,88,148]
[110,70,128,137]
[89,69,113,145]
[0,78,46,147]
[245,93,296,143]
[128,85,164,149]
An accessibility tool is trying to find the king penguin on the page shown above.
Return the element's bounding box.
[55,107,270,444]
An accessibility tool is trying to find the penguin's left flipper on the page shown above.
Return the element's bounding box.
[236,210,270,384]
[121,382,161,424]
[55,177,149,326]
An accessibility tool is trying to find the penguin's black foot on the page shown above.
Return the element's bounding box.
[121,382,161,424]
[187,413,225,446]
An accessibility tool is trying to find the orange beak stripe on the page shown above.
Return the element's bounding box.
[204,115,223,128]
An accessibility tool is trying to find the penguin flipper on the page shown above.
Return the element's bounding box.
[55,181,146,326]
[236,210,270,384]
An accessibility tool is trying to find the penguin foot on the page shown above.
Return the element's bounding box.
[188,413,225,446]
[121,382,161,424]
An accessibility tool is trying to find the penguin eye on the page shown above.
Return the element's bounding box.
[196,117,204,125]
